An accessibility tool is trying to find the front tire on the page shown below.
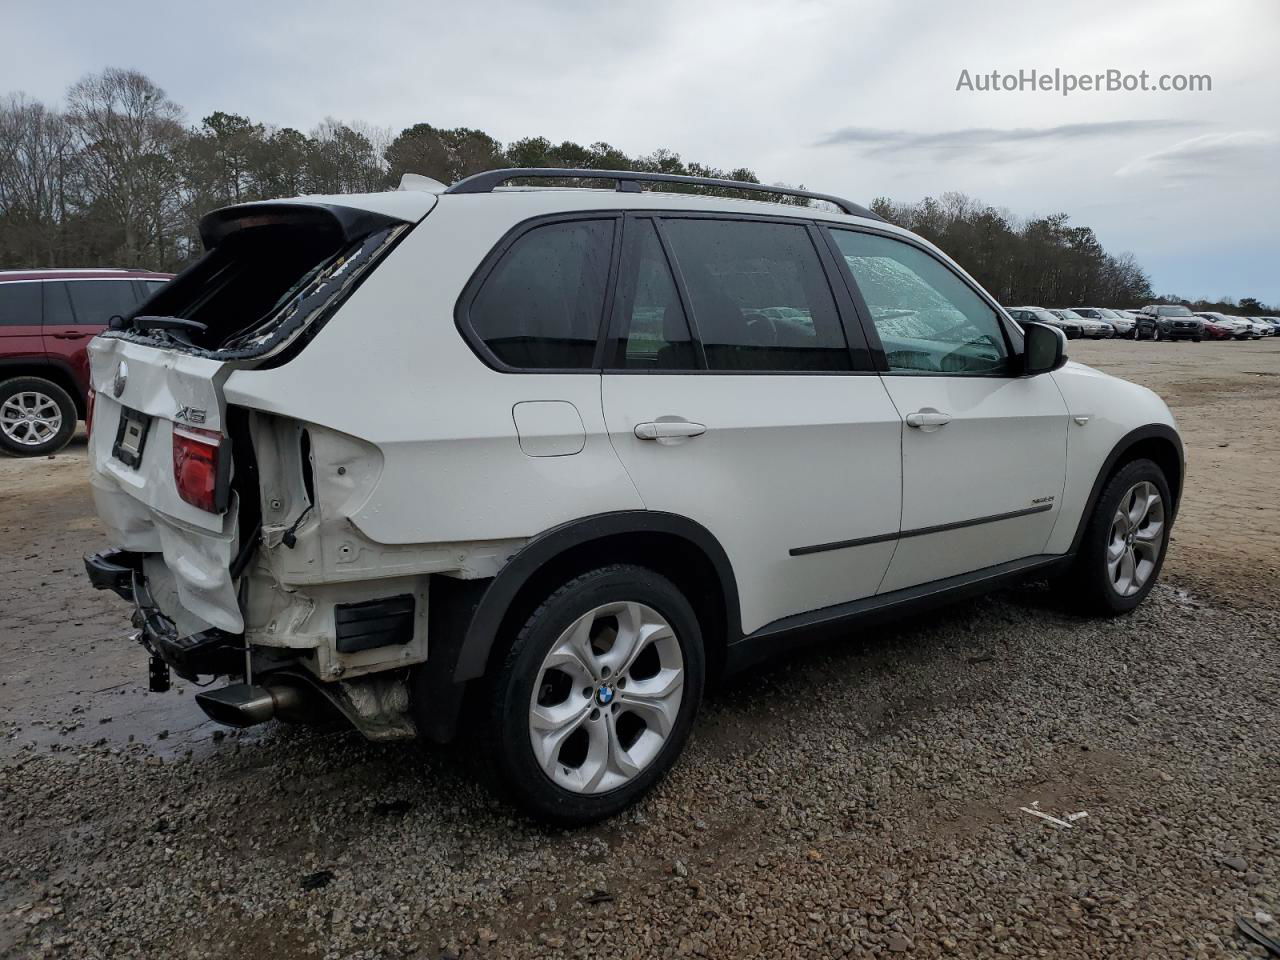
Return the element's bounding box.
[483,564,705,824]
[1063,458,1172,616]
[0,377,77,457]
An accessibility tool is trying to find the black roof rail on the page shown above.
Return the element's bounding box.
[444,168,883,220]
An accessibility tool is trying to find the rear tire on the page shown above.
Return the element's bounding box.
[1059,458,1172,616]
[0,377,77,457]
[481,564,705,825]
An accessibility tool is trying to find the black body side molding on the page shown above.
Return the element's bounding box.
[726,554,1071,672]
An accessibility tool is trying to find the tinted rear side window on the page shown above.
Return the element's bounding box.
[469,219,615,369]
[43,282,76,325]
[0,282,41,326]
[610,219,697,370]
[65,280,139,326]
[659,219,851,372]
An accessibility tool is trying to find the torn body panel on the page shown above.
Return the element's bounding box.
[241,412,526,682]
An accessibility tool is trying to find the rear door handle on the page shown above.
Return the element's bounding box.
[634,420,707,441]
[905,410,952,429]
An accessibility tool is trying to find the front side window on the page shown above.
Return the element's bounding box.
[610,219,697,370]
[660,218,851,372]
[830,229,1009,375]
[468,219,614,369]
[0,282,41,326]
[65,280,140,326]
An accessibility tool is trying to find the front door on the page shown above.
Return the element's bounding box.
[826,227,1069,593]
[601,215,904,635]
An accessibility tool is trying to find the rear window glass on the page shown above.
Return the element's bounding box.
[116,209,407,357]
[468,219,614,369]
[66,280,139,326]
[0,282,40,326]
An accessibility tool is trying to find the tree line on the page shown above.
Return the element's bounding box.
[1,67,1269,313]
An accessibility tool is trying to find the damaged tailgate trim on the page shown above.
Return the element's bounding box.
[99,202,418,366]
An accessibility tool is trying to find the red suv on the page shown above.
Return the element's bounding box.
[0,269,171,456]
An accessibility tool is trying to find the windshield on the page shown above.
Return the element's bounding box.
[1158,306,1194,317]
[1057,309,1084,320]
[1033,309,1061,323]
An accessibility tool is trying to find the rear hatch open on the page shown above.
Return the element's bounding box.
[87,198,426,634]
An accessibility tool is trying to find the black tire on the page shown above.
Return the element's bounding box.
[0,376,77,457]
[1061,458,1172,616]
[1192,337,1202,343]
[481,564,705,825]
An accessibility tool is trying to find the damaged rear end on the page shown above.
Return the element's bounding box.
[85,194,430,737]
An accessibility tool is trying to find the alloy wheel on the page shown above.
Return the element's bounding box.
[529,601,684,795]
[0,391,63,447]
[1107,481,1165,597]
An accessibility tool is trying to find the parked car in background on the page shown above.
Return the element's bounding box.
[1078,308,1134,337]
[1053,308,1110,339]
[1195,316,1236,340]
[1195,312,1254,340]
[0,268,172,455]
[1007,306,1081,339]
[1241,316,1274,337]
[1255,317,1280,335]
[81,168,1184,823]
[1138,305,1203,341]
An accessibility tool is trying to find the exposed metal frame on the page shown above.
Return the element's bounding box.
[445,167,884,221]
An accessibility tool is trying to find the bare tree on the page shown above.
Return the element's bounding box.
[0,94,75,265]
[65,68,187,265]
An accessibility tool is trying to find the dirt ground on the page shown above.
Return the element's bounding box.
[0,338,1277,959]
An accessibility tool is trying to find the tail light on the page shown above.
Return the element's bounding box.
[173,424,228,513]
[86,388,96,438]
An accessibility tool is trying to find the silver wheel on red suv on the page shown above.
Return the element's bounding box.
[0,377,77,457]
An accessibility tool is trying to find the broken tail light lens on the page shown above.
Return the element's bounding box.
[173,424,225,512]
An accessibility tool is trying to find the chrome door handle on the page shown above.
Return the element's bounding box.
[905,410,952,429]
[634,420,707,441]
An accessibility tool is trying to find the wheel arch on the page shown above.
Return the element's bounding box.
[0,359,87,417]
[1068,424,1183,555]
[456,511,741,684]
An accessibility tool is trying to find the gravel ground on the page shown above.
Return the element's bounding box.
[1,339,1277,959]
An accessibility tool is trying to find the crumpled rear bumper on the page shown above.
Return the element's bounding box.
[84,549,242,681]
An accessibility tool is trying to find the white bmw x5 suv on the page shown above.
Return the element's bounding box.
[84,168,1182,823]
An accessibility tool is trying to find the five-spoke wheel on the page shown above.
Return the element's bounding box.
[481,564,704,825]
[1106,480,1165,597]
[530,601,685,794]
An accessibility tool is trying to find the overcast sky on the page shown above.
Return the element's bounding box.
[5,0,1278,302]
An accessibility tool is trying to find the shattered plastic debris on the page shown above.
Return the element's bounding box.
[1018,800,1089,829]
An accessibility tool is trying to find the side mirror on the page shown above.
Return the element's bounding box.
[1021,321,1067,376]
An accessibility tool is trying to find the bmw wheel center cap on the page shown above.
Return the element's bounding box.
[597,684,614,706]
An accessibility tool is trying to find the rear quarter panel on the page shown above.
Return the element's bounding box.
[221,195,646,546]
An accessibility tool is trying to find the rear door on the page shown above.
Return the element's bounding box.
[826,227,1069,593]
[601,214,903,636]
[44,279,140,396]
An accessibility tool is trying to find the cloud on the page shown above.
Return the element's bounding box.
[816,119,1202,158]
[1115,130,1280,179]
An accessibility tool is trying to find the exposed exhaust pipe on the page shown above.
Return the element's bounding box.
[195,682,305,728]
